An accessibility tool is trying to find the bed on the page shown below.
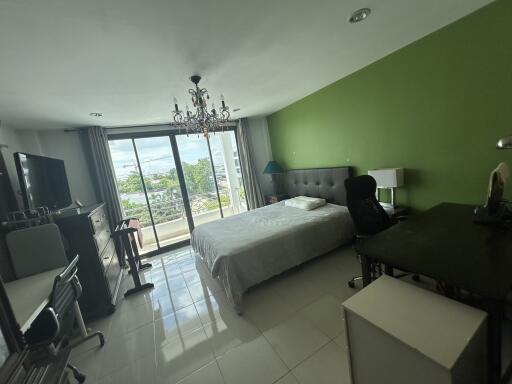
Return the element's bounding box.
[191,167,355,312]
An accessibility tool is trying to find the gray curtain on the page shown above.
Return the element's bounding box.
[236,118,265,209]
[80,126,123,229]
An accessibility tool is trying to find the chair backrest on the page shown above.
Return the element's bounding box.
[6,224,68,279]
[24,256,81,350]
[50,255,81,316]
[344,175,391,235]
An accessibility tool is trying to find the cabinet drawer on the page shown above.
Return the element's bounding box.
[90,207,109,234]
[105,250,121,303]
[94,227,111,255]
[100,238,116,270]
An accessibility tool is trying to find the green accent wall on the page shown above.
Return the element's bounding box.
[268,0,512,211]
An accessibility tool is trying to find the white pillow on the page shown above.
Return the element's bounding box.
[284,196,326,210]
[295,196,325,204]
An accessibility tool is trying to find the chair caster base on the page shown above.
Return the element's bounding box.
[348,276,363,289]
[67,364,86,383]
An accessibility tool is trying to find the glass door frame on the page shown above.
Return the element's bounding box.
[108,124,244,257]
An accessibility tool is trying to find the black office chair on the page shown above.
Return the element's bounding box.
[24,256,105,383]
[345,175,418,287]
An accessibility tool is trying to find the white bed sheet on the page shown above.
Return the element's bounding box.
[191,201,355,312]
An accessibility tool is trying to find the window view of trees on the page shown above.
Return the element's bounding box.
[118,158,231,226]
[109,131,247,251]
[117,169,180,194]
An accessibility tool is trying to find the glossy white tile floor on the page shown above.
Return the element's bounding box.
[70,245,361,384]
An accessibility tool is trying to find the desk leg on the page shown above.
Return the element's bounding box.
[74,301,88,337]
[70,301,105,349]
[485,300,503,384]
[360,255,372,287]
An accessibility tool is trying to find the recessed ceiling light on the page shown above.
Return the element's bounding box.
[89,112,103,117]
[349,8,371,24]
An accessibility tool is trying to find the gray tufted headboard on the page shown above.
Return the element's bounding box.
[285,167,354,206]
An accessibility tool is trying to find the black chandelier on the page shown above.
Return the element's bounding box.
[172,75,230,137]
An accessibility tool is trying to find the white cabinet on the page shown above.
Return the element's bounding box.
[342,275,487,384]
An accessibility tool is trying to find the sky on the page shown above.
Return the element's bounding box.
[109,132,237,179]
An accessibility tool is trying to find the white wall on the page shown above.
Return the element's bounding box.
[17,129,43,155]
[246,116,274,196]
[0,124,42,208]
[0,124,97,208]
[37,130,97,206]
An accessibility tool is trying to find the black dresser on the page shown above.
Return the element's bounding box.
[55,203,122,320]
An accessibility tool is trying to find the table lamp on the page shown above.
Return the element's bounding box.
[367,168,404,208]
[263,161,284,195]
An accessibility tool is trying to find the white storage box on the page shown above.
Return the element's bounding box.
[342,276,487,384]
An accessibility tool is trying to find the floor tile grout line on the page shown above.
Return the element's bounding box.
[270,369,293,384]
[96,345,158,380]
[214,358,228,384]
[260,329,292,374]
[261,320,332,372]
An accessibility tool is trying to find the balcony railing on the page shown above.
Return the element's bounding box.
[122,191,242,228]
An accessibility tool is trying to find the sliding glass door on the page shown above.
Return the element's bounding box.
[208,131,247,217]
[133,137,189,249]
[175,134,222,227]
[108,139,160,253]
[108,129,247,255]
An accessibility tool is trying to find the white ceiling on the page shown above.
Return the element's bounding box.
[0,0,494,130]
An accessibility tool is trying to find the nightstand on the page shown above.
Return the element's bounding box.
[265,194,289,205]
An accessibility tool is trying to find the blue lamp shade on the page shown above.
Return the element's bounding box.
[263,161,284,174]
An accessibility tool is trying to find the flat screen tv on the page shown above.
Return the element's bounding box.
[14,152,72,211]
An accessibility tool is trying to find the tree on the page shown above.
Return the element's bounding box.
[118,171,143,194]
[182,158,214,195]
[121,199,150,224]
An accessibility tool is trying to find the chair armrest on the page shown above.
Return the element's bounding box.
[25,308,60,348]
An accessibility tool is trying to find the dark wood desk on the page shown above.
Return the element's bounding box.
[356,202,512,384]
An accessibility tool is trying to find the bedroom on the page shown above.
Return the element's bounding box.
[0,0,511,383]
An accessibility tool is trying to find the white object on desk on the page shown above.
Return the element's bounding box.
[342,275,487,384]
[5,268,88,337]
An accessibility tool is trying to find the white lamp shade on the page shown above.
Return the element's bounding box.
[368,168,404,188]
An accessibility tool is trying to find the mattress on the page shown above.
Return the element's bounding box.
[191,201,355,312]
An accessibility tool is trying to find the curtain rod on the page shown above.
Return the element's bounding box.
[63,120,238,132]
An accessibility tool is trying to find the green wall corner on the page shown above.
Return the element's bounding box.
[268,0,512,211]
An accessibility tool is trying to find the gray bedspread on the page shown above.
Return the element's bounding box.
[191,202,355,312]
